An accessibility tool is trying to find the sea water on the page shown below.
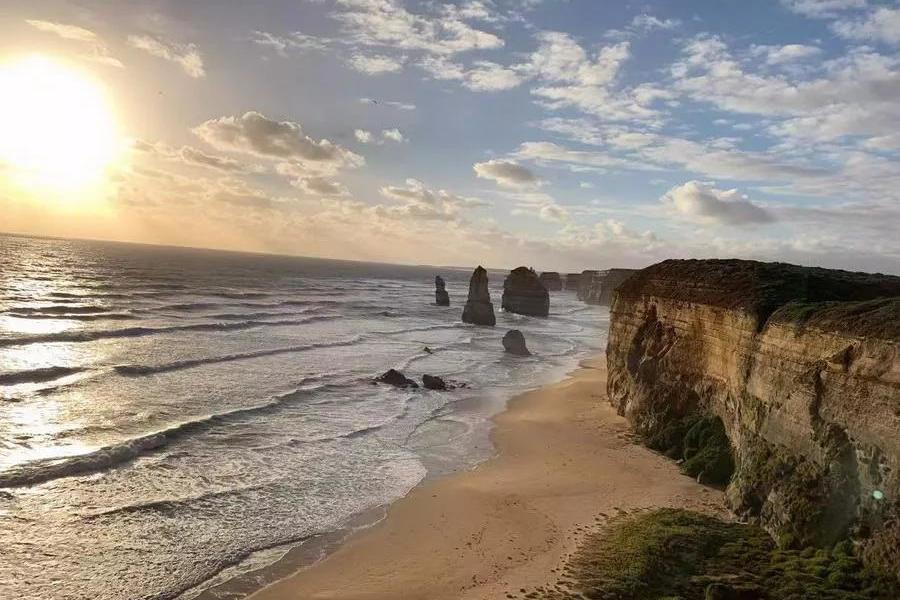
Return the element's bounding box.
[0,234,609,600]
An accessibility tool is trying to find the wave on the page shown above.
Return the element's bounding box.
[0,315,341,348]
[5,304,113,315]
[5,311,137,321]
[83,483,272,520]
[0,366,84,386]
[114,335,365,376]
[0,384,322,488]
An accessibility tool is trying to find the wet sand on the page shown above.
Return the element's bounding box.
[248,355,724,600]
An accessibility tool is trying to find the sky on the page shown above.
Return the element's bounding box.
[1,0,899,273]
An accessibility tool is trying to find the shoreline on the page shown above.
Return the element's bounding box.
[235,355,725,600]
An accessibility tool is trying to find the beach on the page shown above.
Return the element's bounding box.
[248,355,725,600]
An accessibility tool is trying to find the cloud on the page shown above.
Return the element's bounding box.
[751,43,821,64]
[292,176,350,197]
[420,56,526,91]
[474,159,541,187]
[359,97,416,110]
[26,19,123,67]
[193,112,364,175]
[832,7,900,45]
[355,129,373,143]
[128,34,205,77]
[132,139,262,174]
[631,14,680,31]
[347,53,405,74]
[780,0,867,18]
[662,180,775,225]
[250,30,329,56]
[377,178,489,222]
[381,128,407,143]
[332,0,504,55]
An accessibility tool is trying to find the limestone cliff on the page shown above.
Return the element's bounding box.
[577,269,638,305]
[539,271,563,292]
[606,259,900,577]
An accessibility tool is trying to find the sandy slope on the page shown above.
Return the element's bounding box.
[249,355,724,600]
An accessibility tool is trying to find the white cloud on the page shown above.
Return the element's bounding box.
[293,176,350,197]
[332,0,504,55]
[193,111,364,176]
[751,43,821,64]
[381,128,407,143]
[348,53,405,74]
[250,30,330,56]
[26,19,123,67]
[780,0,867,18]
[832,7,900,45]
[354,129,374,143]
[128,34,205,78]
[631,14,680,31]
[473,159,541,187]
[359,98,417,110]
[377,178,489,222]
[419,56,525,91]
[662,180,775,225]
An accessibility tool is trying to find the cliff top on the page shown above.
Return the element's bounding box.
[771,297,900,339]
[616,259,900,334]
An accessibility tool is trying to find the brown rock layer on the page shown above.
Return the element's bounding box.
[606,258,900,577]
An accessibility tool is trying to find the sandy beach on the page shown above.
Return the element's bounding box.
[249,355,726,600]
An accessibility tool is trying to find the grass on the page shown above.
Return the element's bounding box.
[645,414,734,485]
[522,509,898,600]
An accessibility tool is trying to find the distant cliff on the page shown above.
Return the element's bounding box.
[606,259,900,577]
[577,269,638,305]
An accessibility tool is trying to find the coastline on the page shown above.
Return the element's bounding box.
[238,355,726,600]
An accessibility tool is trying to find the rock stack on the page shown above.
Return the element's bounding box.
[501,267,549,317]
[502,330,530,355]
[576,270,600,302]
[461,266,496,326]
[564,273,582,291]
[538,271,563,291]
[578,269,638,305]
[434,275,450,306]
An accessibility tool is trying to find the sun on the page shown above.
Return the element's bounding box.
[0,55,122,198]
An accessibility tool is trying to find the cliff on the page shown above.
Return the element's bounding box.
[578,268,638,305]
[564,273,581,291]
[539,271,563,292]
[606,259,900,577]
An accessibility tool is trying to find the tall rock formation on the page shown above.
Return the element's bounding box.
[502,267,549,317]
[538,271,563,291]
[434,275,450,306]
[461,266,495,326]
[576,270,599,302]
[564,273,582,291]
[606,258,900,576]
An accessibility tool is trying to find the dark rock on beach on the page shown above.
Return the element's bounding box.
[434,275,450,306]
[461,266,496,326]
[502,329,530,356]
[538,271,563,291]
[375,369,419,388]
[501,267,549,317]
[422,374,447,390]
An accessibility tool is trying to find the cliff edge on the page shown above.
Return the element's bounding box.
[606,258,900,578]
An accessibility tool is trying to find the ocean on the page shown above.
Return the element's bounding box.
[0,234,609,600]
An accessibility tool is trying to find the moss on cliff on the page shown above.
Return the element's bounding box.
[645,414,735,486]
[771,297,900,339]
[528,509,898,600]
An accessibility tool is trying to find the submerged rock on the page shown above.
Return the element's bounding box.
[501,267,549,317]
[461,266,496,326]
[422,374,447,390]
[502,329,530,356]
[434,275,450,306]
[375,369,419,388]
[538,271,563,291]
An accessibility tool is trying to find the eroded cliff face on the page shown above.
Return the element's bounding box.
[606,259,900,577]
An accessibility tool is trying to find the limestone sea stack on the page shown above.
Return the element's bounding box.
[434,275,450,306]
[606,258,900,578]
[502,267,549,317]
[502,329,530,355]
[538,271,563,291]
[578,268,638,305]
[576,270,599,301]
[461,266,496,326]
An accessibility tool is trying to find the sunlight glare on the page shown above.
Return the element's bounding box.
[0,55,122,196]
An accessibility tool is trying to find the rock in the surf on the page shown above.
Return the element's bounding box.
[434,275,450,306]
[461,266,496,326]
[375,369,419,388]
[502,267,549,317]
[539,271,563,291]
[502,329,531,356]
[422,374,447,390]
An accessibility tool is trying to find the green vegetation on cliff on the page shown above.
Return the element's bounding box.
[530,509,898,600]
[646,414,734,485]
